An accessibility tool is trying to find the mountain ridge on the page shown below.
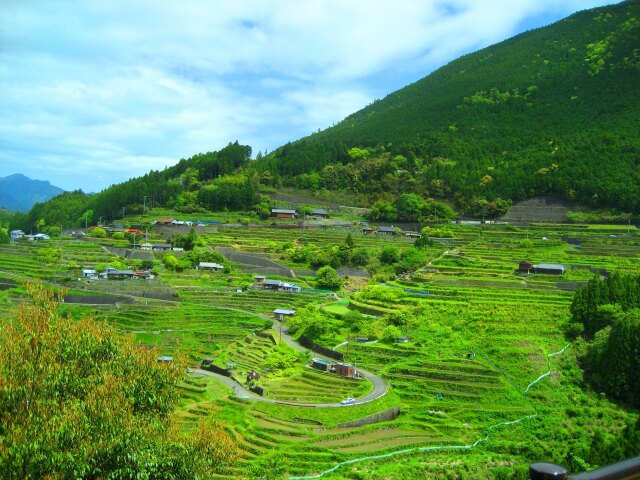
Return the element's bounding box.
[0,173,65,212]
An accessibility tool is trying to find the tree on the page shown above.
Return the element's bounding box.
[90,227,107,238]
[315,266,341,290]
[351,248,370,266]
[379,245,400,265]
[79,209,94,228]
[381,325,402,342]
[344,233,355,249]
[162,254,181,271]
[0,282,238,479]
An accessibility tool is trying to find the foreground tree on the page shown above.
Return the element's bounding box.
[0,282,237,479]
[315,265,341,290]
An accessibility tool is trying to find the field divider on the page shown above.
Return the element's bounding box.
[524,343,570,394]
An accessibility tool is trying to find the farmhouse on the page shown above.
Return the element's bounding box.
[197,262,224,271]
[82,269,97,278]
[273,308,296,321]
[263,279,301,292]
[155,218,175,225]
[271,208,297,219]
[311,358,330,372]
[334,362,355,377]
[519,260,565,275]
[533,263,566,275]
[282,283,301,292]
[518,261,534,273]
[152,243,172,251]
[10,230,24,240]
[377,226,398,236]
[263,279,285,290]
[310,208,329,218]
[253,275,266,285]
[33,233,50,241]
[361,227,376,235]
[404,231,421,239]
[102,267,136,280]
[395,336,410,343]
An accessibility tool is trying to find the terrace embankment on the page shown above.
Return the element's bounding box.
[501,197,570,224]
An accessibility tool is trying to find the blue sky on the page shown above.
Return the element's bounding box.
[0,0,619,192]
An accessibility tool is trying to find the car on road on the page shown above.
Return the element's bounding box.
[340,397,356,405]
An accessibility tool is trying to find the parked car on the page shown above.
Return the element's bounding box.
[340,397,356,405]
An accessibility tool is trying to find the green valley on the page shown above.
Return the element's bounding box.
[1,1,640,478]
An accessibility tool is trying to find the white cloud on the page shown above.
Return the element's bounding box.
[0,0,619,192]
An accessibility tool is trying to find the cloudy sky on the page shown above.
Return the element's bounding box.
[1,1,618,193]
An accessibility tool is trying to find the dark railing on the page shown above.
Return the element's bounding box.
[530,456,640,480]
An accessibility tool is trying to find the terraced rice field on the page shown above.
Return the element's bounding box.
[97,300,268,361]
[0,243,61,278]
[2,222,638,479]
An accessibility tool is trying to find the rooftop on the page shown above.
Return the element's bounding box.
[272,208,296,214]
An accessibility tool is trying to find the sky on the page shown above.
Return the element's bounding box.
[0,0,619,193]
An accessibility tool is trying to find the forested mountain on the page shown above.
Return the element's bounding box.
[0,174,64,212]
[255,0,640,214]
[11,142,258,233]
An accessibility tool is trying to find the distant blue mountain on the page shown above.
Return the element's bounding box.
[0,174,65,212]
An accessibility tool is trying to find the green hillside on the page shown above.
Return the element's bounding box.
[257,0,640,213]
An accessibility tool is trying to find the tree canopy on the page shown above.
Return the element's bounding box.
[0,282,237,479]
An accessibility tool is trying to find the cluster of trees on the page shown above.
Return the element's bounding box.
[569,273,640,407]
[0,283,237,478]
[378,245,430,275]
[369,194,456,223]
[286,233,429,278]
[289,234,370,270]
[163,248,229,273]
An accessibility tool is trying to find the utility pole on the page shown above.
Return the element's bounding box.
[346,329,351,359]
[143,196,147,215]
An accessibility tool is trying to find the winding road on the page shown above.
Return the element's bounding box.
[191,317,389,408]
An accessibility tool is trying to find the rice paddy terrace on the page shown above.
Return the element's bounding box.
[1,221,638,479]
